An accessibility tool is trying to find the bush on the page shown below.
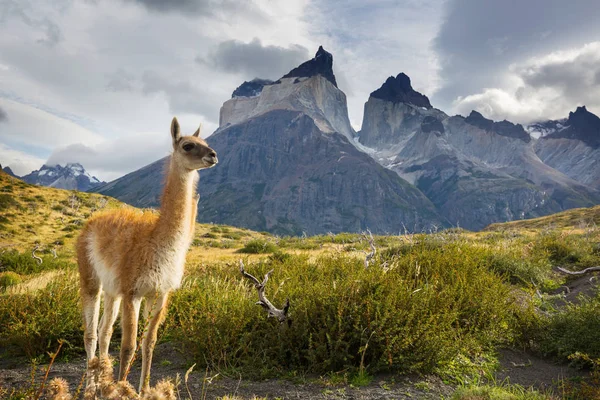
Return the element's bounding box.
[0,271,22,289]
[0,249,74,275]
[0,193,20,211]
[537,292,600,362]
[165,245,527,378]
[238,239,278,254]
[0,273,82,358]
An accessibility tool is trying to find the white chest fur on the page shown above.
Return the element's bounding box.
[135,231,190,295]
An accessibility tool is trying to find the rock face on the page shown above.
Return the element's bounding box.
[219,47,355,141]
[97,110,444,235]
[359,75,599,230]
[21,163,104,191]
[281,46,337,87]
[534,106,600,189]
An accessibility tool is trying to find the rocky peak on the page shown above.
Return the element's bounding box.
[22,162,103,191]
[539,106,600,148]
[232,78,274,98]
[1,164,18,178]
[465,111,530,143]
[281,45,337,87]
[465,111,493,131]
[370,73,432,109]
[566,106,600,147]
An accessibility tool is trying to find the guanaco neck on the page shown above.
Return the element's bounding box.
[153,157,199,242]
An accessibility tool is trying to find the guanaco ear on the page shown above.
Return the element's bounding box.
[171,117,181,143]
[192,124,201,137]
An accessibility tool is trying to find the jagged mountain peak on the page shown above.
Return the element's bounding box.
[465,110,530,143]
[280,45,337,87]
[1,164,18,178]
[540,106,600,148]
[370,72,432,109]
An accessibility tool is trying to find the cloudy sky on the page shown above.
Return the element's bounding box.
[1,0,599,180]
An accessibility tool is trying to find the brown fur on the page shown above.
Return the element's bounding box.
[77,118,217,394]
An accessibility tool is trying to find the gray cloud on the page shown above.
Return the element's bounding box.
[126,0,224,15]
[105,69,136,92]
[433,0,600,108]
[0,106,7,122]
[46,134,170,181]
[202,38,309,80]
[141,70,221,119]
[453,42,600,123]
[125,0,265,20]
[0,0,62,46]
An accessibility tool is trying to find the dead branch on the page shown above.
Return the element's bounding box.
[239,260,290,324]
[32,244,43,265]
[362,229,376,268]
[557,266,600,275]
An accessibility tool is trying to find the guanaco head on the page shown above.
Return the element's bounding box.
[170,117,218,170]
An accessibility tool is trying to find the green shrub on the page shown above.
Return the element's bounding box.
[0,273,82,358]
[0,193,20,211]
[238,239,278,254]
[166,245,527,378]
[0,249,74,275]
[537,292,600,362]
[0,271,22,289]
[267,250,293,264]
[452,384,551,399]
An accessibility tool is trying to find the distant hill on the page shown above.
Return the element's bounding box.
[484,205,600,231]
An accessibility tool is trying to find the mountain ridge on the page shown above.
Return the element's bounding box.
[95,47,600,233]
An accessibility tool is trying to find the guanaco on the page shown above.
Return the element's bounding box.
[77,117,217,393]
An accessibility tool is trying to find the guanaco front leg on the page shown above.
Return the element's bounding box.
[139,292,170,393]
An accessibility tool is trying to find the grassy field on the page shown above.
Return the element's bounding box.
[1,171,599,399]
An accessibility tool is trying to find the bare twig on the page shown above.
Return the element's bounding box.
[35,340,63,400]
[185,363,196,400]
[239,260,290,324]
[557,266,600,275]
[362,229,376,268]
[32,244,43,265]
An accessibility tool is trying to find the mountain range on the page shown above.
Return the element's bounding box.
[19,163,105,192]
[26,46,600,234]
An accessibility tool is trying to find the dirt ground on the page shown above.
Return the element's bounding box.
[0,340,587,400]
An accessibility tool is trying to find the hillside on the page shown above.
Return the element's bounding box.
[485,204,600,232]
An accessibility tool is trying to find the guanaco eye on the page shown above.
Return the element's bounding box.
[182,143,194,152]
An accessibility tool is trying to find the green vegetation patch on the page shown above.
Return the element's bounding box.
[0,249,74,275]
[165,245,527,379]
[0,273,82,358]
[237,239,278,254]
